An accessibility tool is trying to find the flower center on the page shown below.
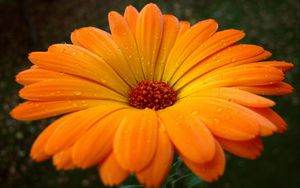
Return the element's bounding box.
[128,80,177,110]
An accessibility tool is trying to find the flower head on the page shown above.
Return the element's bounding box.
[11,3,293,187]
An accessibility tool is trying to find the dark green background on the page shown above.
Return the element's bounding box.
[0,0,299,187]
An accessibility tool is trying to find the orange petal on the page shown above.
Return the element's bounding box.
[30,119,61,161]
[136,3,163,80]
[136,123,174,187]
[99,153,129,186]
[29,44,128,94]
[174,21,190,43]
[175,44,267,90]
[154,14,180,81]
[250,107,287,133]
[181,141,225,182]
[217,137,263,159]
[175,97,260,140]
[72,110,126,168]
[16,68,75,85]
[124,5,139,35]
[162,19,218,82]
[113,108,158,172]
[10,100,108,120]
[259,61,294,72]
[19,78,126,102]
[177,97,277,139]
[171,29,245,86]
[189,87,275,107]
[109,11,145,81]
[158,107,215,163]
[45,105,126,155]
[71,27,136,86]
[53,147,75,170]
[236,82,294,95]
[179,65,284,98]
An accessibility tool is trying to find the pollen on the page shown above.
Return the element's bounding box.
[128,80,177,110]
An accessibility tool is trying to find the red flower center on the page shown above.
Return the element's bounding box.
[128,80,177,110]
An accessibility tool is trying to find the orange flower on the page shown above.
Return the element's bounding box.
[11,3,293,187]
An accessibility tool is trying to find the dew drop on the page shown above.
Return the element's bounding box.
[191,110,199,116]
[213,118,220,124]
[217,107,223,112]
[74,91,82,96]
[231,58,237,62]
[72,51,77,55]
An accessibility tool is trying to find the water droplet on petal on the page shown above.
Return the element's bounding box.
[217,107,223,112]
[191,110,199,116]
[74,91,82,96]
[72,51,77,55]
[213,117,220,124]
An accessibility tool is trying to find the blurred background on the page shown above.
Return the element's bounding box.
[0,0,299,187]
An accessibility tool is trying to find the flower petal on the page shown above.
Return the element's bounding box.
[170,29,245,86]
[72,110,126,168]
[154,15,180,81]
[45,105,126,155]
[71,27,136,86]
[113,108,158,172]
[108,11,145,81]
[29,44,129,94]
[10,100,108,121]
[175,97,260,140]
[136,123,174,187]
[99,153,129,186]
[53,147,75,170]
[124,5,139,35]
[217,137,263,159]
[175,44,268,91]
[181,141,225,182]
[136,3,163,80]
[162,19,218,83]
[19,78,126,102]
[158,107,215,163]
[179,65,284,98]
[174,21,190,43]
[236,82,293,95]
[30,119,61,161]
[250,107,287,133]
[189,87,275,107]
[16,68,75,85]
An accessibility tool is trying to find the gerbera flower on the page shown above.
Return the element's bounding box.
[11,3,293,187]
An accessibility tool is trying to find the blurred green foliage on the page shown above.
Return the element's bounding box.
[0,0,299,187]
